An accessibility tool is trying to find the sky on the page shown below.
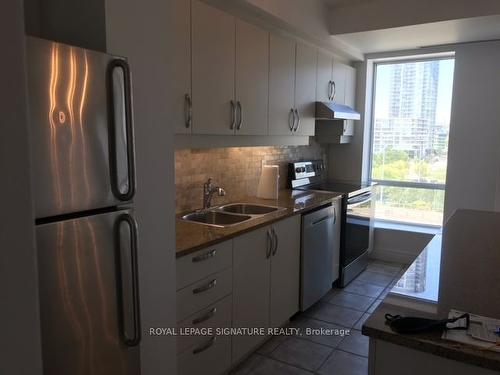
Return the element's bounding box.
[374,58,455,126]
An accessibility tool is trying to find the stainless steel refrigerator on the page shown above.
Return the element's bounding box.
[26,37,140,375]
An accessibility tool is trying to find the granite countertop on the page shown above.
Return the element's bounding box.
[363,209,500,371]
[176,189,342,257]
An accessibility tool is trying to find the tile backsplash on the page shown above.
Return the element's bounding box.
[175,142,327,212]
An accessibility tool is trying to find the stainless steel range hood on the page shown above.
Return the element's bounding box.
[315,102,361,121]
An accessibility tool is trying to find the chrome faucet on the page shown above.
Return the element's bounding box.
[203,178,226,209]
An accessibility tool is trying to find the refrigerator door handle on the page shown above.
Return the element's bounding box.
[115,213,141,346]
[108,59,136,202]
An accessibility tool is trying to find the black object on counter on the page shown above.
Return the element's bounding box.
[385,313,470,334]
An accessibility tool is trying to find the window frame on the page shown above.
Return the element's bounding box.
[367,55,455,226]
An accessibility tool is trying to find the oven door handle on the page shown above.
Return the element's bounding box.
[347,192,372,206]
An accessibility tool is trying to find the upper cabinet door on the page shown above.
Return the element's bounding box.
[294,43,317,136]
[317,51,333,102]
[191,0,235,135]
[344,64,356,108]
[332,61,347,104]
[235,20,269,135]
[269,34,296,136]
[171,0,192,134]
[344,64,357,136]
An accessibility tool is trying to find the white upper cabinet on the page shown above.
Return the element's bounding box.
[317,51,333,102]
[178,1,354,141]
[191,0,235,135]
[235,19,269,135]
[171,0,192,134]
[332,61,347,105]
[317,51,349,105]
[269,34,296,136]
[294,42,317,136]
[344,64,357,136]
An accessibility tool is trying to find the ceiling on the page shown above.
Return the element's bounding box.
[332,15,500,54]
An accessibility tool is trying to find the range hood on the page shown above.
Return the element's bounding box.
[315,102,361,121]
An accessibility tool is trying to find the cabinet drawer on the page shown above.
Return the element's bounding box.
[177,240,232,290]
[177,267,232,321]
[177,294,232,354]
[178,334,231,375]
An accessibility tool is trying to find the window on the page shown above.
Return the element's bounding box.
[370,57,455,226]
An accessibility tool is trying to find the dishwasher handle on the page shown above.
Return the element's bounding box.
[311,215,332,226]
[303,204,335,228]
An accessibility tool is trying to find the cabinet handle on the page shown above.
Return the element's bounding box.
[328,81,332,100]
[293,109,300,132]
[236,101,243,130]
[230,100,236,130]
[333,206,337,224]
[192,249,217,263]
[331,80,336,100]
[266,229,273,259]
[193,336,216,355]
[185,94,192,128]
[193,279,217,294]
[272,227,278,256]
[289,108,295,131]
[192,307,217,325]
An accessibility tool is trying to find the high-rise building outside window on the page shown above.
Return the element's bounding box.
[370,57,455,226]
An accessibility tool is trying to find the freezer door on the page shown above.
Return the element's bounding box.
[26,37,135,218]
[36,209,140,375]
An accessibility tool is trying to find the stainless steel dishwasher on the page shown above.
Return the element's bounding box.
[300,203,336,311]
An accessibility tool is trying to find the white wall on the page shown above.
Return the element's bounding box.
[0,0,43,373]
[444,41,500,222]
[327,60,372,183]
[246,0,331,40]
[203,0,363,61]
[330,41,500,260]
[105,1,177,374]
[328,0,500,34]
[24,0,107,50]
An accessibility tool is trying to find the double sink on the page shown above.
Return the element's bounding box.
[182,203,285,228]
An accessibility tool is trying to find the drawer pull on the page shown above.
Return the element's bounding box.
[192,336,216,355]
[192,279,217,294]
[192,307,217,325]
[192,249,217,263]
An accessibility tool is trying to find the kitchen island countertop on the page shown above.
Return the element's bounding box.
[363,209,500,371]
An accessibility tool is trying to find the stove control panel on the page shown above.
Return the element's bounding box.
[289,160,325,181]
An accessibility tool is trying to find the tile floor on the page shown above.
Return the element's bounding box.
[230,259,406,375]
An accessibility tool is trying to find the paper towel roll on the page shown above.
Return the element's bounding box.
[257,165,279,199]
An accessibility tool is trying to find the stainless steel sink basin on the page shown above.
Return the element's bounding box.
[217,203,283,215]
[181,210,252,227]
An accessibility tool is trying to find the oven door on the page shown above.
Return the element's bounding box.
[343,191,372,266]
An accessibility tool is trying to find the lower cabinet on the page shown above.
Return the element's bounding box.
[176,241,233,375]
[232,225,271,363]
[178,334,232,375]
[232,215,301,363]
[177,296,233,375]
[176,214,302,373]
[270,215,301,328]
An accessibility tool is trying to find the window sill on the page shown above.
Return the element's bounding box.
[374,219,442,235]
